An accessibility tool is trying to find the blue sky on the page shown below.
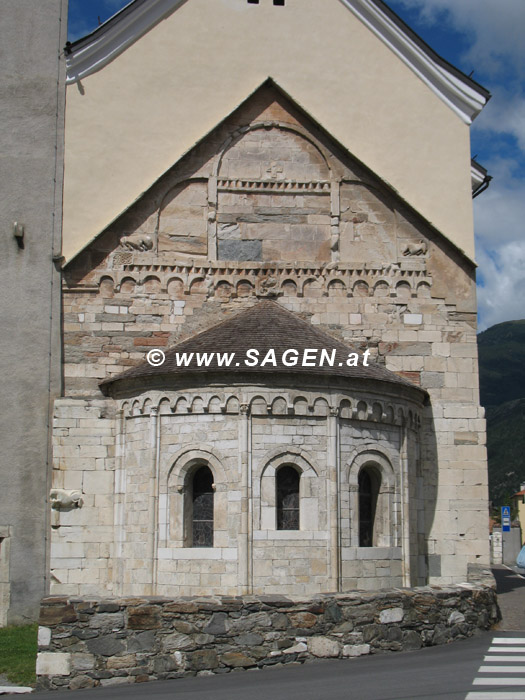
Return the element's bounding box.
[68,0,525,331]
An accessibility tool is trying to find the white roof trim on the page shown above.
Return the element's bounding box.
[471,163,485,191]
[471,160,490,195]
[66,0,489,124]
[66,0,185,85]
[339,0,488,124]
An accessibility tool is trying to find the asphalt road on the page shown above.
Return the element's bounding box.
[34,568,525,700]
[493,564,525,630]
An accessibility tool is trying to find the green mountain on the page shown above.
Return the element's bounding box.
[478,320,525,504]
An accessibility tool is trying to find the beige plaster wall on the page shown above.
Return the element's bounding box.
[63,0,475,262]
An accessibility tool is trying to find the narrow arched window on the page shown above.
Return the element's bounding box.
[191,466,214,547]
[359,468,380,546]
[276,465,300,530]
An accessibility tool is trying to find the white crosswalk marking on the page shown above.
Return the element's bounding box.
[473,679,525,685]
[465,635,525,699]
[467,694,525,699]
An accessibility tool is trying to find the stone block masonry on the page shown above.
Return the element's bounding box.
[36,579,499,691]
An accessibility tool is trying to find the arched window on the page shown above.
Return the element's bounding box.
[190,466,214,547]
[358,468,380,547]
[276,465,300,530]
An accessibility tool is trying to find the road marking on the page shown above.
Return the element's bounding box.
[479,666,525,673]
[504,565,525,580]
[467,634,525,699]
[467,694,525,699]
[473,679,525,685]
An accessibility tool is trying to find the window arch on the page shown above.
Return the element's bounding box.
[276,465,300,530]
[358,467,381,547]
[188,465,214,547]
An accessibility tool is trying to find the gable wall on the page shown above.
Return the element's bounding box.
[55,88,488,590]
[63,0,475,262]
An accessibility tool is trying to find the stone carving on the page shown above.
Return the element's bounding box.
[258,275,278,296]
[50,489,83,509]
[402,240,427,256]
[205,273,215,299]
[120,233,153,252]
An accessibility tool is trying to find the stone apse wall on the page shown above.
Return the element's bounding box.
[52,85,489,598]
[52,383,423,598]
[36,578,499,691]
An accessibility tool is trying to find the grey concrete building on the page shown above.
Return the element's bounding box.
[0,0,67,625]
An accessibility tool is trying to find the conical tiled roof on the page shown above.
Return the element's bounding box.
[100,301,424,395]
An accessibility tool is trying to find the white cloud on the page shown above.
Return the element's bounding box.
[474,158,525,248]
[474,88,525,154]
[476,240,525,330]
[474,155,525,329]
[392,0,525,78]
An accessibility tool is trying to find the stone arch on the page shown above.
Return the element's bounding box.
[339,398,352,419]
[271,396,288,415]
[356,400,368,420]
[119,276,136,294]
[395,281,412,298]
[167,277,185,299]
[256,449,320,532]
[352,280,369,297]
[250,395,268,415]
[213,121,333,180]
[417,281,431,298]
[99,276,115,298]
[166,446,228,547]
[158,397,172,415]
[189,277,207,295]
[293,396,309,416]
[215,280,232,300]
[313,397,329,416]
[190,396,205,413]
[302,277,324,298]
[371,402,383,422]
[167,446,228,491]
[236,280,254,298]
[384,404,395,424]
[373,279,390,297]
[225,396,240,414]
[281,279,298,297]
[345,448,397,548]
[173,396,189,414]
[327,278,346,297]
[144,276,161,294]
[207,395,222,414]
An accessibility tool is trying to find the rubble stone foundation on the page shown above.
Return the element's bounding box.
[36,575,499,691]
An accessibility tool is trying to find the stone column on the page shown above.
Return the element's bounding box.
[207,176,218,260]
[148,407,160,595]
[330,180,340,263]
[328,407,340,592]
[113,408,126,596]
[238,404,251,594]
[399,420,411,587]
